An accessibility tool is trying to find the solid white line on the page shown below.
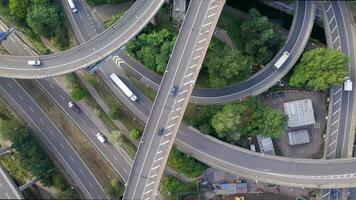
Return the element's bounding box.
[17,94,23,101]
[195,47,204,52]
[209,5,218,10]
[179,89,188,95]
[146,181,155,187]
[149,174,157,179]
[177,98,185,103]
[329,15,335,24]
[151,165,160,170]
[207,13,215,18]
[203,21,213,27]
[333,109,340,115]
[331,120,339,126]
[160,140,169,146]
[185,72,194,78]
[167,124,175,129]
[164,132,173,137]
[193,55,200,60]
[329,140,337,147]
[189,64,198,69]
[198,38,206,44]
[333,98,341,105]
[154,157,163,162]
[331,25,337,34]
[333,35,339,44]
[183,80,195,86]
[327,5,332,12]
[171,115,179,120]
[29,107,34,112]
[330,130,338,136]
[334,88,342,95]
[175,107,182,111]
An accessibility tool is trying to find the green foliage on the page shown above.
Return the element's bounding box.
[211,97,286,142]
[26,3,60,37]
[109,106,121,120]
[9,0,30,23]
[167,148,207,178]
[126,29,176,73]
[0,119,69,190]
[111,129,124,147]
[289,48,348,91]
[129,128,140,140]
[87,0,123,6]
[70,88,87,101]
[204,40,252,88]
[65,73,88,101]
[240,8,280,65]
[106,178,124,199]
[104,11,125,28]
[161,176,196,200]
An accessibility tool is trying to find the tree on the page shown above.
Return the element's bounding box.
[211,104,247,142]
[106,178,124,199]
[289,48,348,91]
[109,106,121,120]
[26,4,61,37]
[129,129,140,140]
[9,0,30,23]
[126,29,176,73]
[111,130,124,147]
[240,8,280,65]
[70,88,87,101]
[204,42,252,88]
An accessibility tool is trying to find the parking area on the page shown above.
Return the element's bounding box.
[262,90,328,158]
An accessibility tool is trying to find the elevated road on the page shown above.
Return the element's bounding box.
[0,0,164,78]
[117,0,316,104]
[0,164,23,199]
[124,0,225,199]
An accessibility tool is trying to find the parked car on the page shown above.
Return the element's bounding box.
[68,101,80,113]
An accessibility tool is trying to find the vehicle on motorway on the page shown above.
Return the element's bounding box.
[67,0,78,13]
[274,51,290,69]
[27,60,41,66]
[330,188,337,199]
[68,101,80,113]
[157,128,165,136]
[344,77,352,91]
[109,73,138,101]
[170,86,179,96]
[96,133,107,143]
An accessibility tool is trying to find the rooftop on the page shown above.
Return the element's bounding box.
[283,99,315,128]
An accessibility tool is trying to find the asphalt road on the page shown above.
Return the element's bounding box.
[117,0,316,104]
[0,19,107,199]
[0,165,23,199]
[124,0,225,199]
[0,0,165,78]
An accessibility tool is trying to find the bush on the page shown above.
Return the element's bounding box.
[161,176,196,200]
[106,178,124,199]
[104,12,125,28]
[70,88,87,101]
[109,106,121,120]
[129,129,140,140]
[167,148,207,178]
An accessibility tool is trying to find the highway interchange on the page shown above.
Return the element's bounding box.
[0,0,355,199]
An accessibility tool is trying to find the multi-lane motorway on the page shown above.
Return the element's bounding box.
[124,0,225,199]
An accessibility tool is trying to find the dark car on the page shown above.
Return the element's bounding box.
[157,128,165,136]
[68,101,80,113]
[170,86,179,96]
[330,188,337,199]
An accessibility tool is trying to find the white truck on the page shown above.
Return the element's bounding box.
[110,73,138,101]
[274,51,290,69]
[344,77,352,91]
[67,0,78,13]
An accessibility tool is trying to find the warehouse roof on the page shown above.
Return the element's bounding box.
[256,135,275,155]
[283,99,315,127]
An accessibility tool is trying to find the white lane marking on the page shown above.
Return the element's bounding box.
[49,130,55,136]
[49,84,54,89]
[6,83,13,89]
[149,174,157,179]
[183,80,195,86]
[333,109,340,115]
[203,21,213,27]
[333,98,341,105]
[164,132,173,137]
[179,89,188,95]
[154,157,163,162]
[328,149,336,157]
[177,98,185,103]
[144,189,153,195]
[59,95,65,101]
[195,47,204,52]
[333,35,339,44]
[89,182,94,188]
[79,169,84,175]
[70,156,75,162]
[113,155,118,161]
[334,88,342,95]
[185,72,194,78]
[209,4,218,10]
[330,130,338,136]
[146,181,155,187]
[29,107,34,112]
[151,165,160,170]
[171,115,179,120]
[81,119,86,125]
[331,25,337,34]
[327,5,332,12]
[39,118,45,124]
[207,13,215,18]
[331,120,339,126]
[5,193,9,199]
[329,15,335,24]
[60,143,65,149]
[160,140,170,146]
[175,107,182,111]
[329,140,337,147]
[167,124,175,129]
[189,64,197,69]
[198,38,206,44]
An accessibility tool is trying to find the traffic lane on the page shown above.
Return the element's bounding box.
[0,0,165,78]
[36,78,132,181]
[124,0,209,197]
[0,166,22,199]
[0,78,106,199]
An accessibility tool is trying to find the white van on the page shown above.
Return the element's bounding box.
[96,133,107,143]
[67,0,78,13]
[344,77,352,91]
[27,60,41,66]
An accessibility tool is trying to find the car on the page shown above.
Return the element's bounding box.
[330,188,337,199]
[157,128,165,136]
[96,133,107,143]
[170,86,179,96]
[27,60,41,66]
[68,101,80,113]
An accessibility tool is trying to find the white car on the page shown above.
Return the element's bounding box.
[27,60,41,66]
[96,133,107,143]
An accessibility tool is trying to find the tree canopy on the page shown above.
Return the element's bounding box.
[211,98,286,142]
[240,8,280,65]
[289,48,349,91]
[204,41,252,88]
[126,29,176,73]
